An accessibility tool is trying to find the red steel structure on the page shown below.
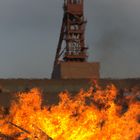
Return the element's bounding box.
[52,0,87,76]
[56,0,87,62]
[52,0,100,79]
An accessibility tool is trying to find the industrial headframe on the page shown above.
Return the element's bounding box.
[52,0,100,79]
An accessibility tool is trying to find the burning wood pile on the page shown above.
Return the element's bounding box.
[0,85,139,140]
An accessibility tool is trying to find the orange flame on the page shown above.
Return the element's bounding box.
[0,85,139,140]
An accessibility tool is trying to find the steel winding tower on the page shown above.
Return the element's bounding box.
[52,0,100,79]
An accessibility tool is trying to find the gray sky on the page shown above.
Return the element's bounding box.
[0,0,140,79]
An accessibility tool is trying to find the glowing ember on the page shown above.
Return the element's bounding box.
[0,85,140,140]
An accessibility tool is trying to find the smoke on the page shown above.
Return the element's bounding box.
[86,0,140,78]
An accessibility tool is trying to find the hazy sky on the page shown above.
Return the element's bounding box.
[0,0,140,78]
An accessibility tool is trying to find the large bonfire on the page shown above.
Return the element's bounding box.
[0,85,139,140]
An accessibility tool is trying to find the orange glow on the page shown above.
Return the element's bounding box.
[0,85,139,140]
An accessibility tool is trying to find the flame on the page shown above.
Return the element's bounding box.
[0,85,139,140]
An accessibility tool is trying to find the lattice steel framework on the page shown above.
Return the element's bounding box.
[52,0,88,78]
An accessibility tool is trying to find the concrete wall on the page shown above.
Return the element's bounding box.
[57,62,100,79]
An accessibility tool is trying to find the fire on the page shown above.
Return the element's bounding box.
[0,85,140,140]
